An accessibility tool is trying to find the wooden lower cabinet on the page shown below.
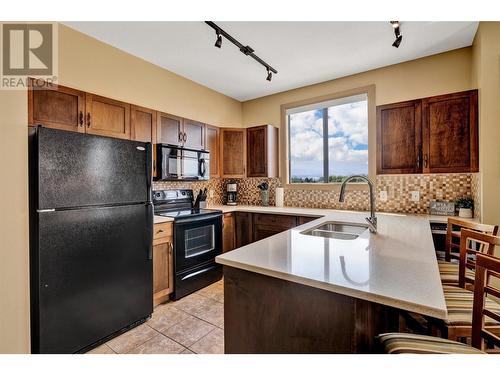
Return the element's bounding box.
[230,212,323,249]
[253,213,297,241]
[153,222,174,306]
[223,213,235,253]
[235,211,253,248]
[298,216,320,225]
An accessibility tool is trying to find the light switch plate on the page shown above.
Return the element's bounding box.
[379,190,388,202]
[411,190,420,202]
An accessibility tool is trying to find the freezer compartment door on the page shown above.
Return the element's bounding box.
[36,127,150,209]
[33,204,153,354]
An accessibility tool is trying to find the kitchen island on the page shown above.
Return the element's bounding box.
[216,210,448,353]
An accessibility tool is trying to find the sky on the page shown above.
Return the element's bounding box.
[289,99,368,179]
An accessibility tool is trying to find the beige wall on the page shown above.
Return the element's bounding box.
[59,24,242,127]
[242,47,473,127]
[472,23,500,227]
[0,90,30,353]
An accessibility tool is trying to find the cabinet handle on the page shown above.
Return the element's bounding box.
[183,133,187,142]
[79,111,84,127]
[86,113,91,128]
[168,242,173,254]
[423,154,428,168]
[157,229,164,234]
[178,132,183,142]
[416,154,420,169]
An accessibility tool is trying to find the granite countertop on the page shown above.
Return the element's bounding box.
[216,207,452,319]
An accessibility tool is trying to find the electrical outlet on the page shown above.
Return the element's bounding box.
[379,190,388,202]
[410,190,420,202]
[208,189,214,198]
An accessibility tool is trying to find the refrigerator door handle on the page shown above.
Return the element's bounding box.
[37,209,55,213]
[145,203,153,260]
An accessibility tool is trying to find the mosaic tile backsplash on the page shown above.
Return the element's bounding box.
[153,173,480,217]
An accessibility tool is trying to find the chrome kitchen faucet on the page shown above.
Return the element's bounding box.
[338,175,377,233]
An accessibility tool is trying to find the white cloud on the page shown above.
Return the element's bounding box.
[289,101,368,177]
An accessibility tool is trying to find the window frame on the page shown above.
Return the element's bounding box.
[280,85,376,190]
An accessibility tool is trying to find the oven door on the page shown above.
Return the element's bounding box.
[174,214,222,273]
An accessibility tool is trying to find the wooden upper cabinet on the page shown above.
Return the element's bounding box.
[246,125,279,178]
[422,90,478,173]
[131,105,156,143]
[28,80,85,133]
[183,118,205,150]
[205,125,220,178]
[377,90,479,175]
[85,94,131,139]
[157,112,183,146]
[221,128,246,178]
[131,105,157,177]
[377,100,422,174]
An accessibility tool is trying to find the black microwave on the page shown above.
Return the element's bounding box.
[155,144,210,181]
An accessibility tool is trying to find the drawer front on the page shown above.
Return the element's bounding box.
[253,213,297,228]
[154,222,173,241]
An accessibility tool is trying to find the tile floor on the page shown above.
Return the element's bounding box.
[87,279,224,354]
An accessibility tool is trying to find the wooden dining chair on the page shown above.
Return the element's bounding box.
[438,218,498,286]
[438,230,500,342]
[378,253,500,354]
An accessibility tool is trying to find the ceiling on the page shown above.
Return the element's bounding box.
[64,21,479,101]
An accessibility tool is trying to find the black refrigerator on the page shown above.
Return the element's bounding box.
[29,126,154,354]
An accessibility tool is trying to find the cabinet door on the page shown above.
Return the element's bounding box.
[235,212,253,248]
[223,213,235,253]
[131,105,156,143]
[131,105,157,177]
[153,241,174,305]
[157,112,183,146]
[298,216,320,225]
[183,119,205,149]
[253,225,286,242]
[205,125,220,178]
[221,128,246,178]
[247,126,268,177]
[377,100,422,174]
[28,80,85,133]
[422,90,478,173]
[246,125,279,177]
[85,94,131,139]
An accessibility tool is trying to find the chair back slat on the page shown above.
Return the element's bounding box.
[472,253,500,352]
[445,218,498,263]
[458,227,499,289]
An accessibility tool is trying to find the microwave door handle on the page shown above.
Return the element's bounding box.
[200,158,206,178]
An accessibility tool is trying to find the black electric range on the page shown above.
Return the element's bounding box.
[153,189,223,299]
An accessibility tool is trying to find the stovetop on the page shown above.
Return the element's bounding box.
[156,208,222,220]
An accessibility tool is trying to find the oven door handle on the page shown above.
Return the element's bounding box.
[181,265,219,281]
[174,213,222,224]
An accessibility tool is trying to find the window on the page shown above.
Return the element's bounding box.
[287,93,368,183]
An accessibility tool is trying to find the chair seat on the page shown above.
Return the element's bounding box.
[438,262,475,284]
[443,285,500,326]
[378,333,484,354]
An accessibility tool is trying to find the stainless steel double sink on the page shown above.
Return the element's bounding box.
[301,221,369,240]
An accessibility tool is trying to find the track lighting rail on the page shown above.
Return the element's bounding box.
[205,21,278,80]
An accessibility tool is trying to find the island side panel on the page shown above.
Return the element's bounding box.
[223,266,400,354]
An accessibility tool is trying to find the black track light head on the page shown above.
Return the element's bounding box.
[266,68,272,82]
[214,31,222,48]
[391,21,402,48]
[392,29,402,48]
